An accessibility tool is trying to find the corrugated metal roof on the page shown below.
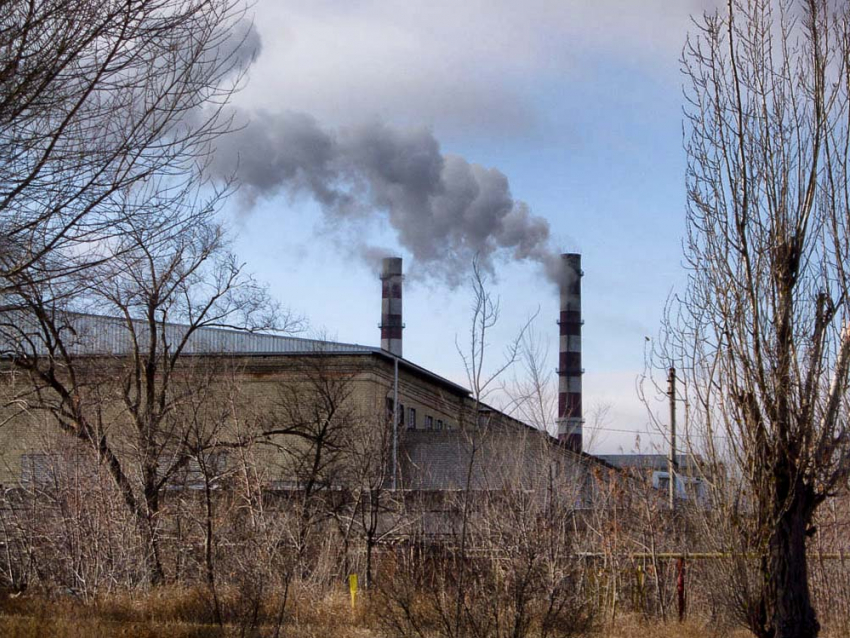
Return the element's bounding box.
[0,309,472,395]
[0,310,375,357]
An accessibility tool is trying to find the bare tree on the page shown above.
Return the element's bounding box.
[0,0,251,290]
[377,432,596,638]
[346,404,408,590]
[510,324,610,451]
[657,1,850,636]
[259,351,358,635]
[451,257,534,635]
[0,0,274,586]
[0,438,147,598]
[174,360,251,626]
[0,204,287,584]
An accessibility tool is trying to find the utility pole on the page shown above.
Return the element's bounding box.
[392,356,399,490]
[668,366,677,511]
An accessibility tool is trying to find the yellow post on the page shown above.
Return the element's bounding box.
[348,574,358,610]
[637,564,645,608]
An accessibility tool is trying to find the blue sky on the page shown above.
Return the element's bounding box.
[225,1,718,453]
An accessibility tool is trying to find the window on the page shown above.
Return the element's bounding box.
[408,407,416,429]
[425,415,433,430]
[20,454,56,488]
[387,399,405,426]
[435,419,443,431]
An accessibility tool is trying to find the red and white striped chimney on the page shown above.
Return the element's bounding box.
[558,253,583,452]
[380,257,403,357]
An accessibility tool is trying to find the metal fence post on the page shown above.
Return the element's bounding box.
[677,557,686,622]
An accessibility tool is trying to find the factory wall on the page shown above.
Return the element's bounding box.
[0,351,482,487]
[0,350,595,495]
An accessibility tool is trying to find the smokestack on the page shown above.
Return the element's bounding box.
[557,253,583,452]
[380,257,404,357]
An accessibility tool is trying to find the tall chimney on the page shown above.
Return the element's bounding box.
[380,257,403,357]
[557,253,583,452]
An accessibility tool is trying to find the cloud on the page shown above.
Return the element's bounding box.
[236,0,720,135]
[221,17,263,72]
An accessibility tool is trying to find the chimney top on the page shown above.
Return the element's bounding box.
[561,252,582,271]
[381,257,403,278]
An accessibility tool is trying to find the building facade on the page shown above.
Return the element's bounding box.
[0,254,606,505]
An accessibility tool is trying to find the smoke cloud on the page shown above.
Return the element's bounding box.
[212,110,566,287]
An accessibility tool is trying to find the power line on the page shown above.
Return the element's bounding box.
[583,425,730,440]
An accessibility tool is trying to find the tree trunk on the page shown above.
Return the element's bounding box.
[144,485,166,586]
[203,476,223,626]
[366,536,374,590]
[767,484,820,638]
[147,522,166,586]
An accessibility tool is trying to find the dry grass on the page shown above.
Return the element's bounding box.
[0,591,224,638]
[0,587,376,638]
[584,615,846,638]
[597,616,746,638]
[0,590,846,638]
[0,615,227,638]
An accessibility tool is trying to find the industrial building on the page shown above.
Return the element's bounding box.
[0,254,605,499]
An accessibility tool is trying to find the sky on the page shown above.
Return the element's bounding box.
[221,0,720,454]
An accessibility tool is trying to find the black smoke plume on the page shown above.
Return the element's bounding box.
[212,110,566,287]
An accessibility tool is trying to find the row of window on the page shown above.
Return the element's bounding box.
[386,399,449,431]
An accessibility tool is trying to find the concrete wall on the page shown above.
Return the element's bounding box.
[0,352,600,499]
[400,420,593,500]
[0,352,471,487]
